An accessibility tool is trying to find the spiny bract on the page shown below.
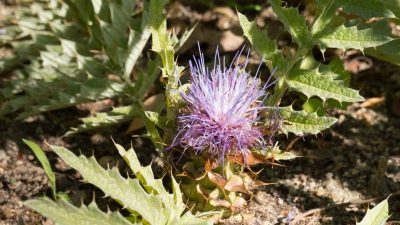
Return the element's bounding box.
[174,47,272,163]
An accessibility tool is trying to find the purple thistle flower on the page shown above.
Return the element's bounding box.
[173,47,273,163]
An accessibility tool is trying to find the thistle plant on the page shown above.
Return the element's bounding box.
[8,0,400,224]
[164,48,278,212]
[174,48,272,163]
[156,0,397,215]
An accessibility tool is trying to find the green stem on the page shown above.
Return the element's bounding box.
[267,76,287,106]
[267,48,311,106]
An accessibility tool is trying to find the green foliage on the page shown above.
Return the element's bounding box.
[286,68,364,102]
[383,0,400,18]
[25,198,133,225]
[269,0,312,48]
[0,0,168,138]
[25,143,211,225]
[277,106,337,135]
[238,12,285,71]
[66,105,139,136]
[365,39,400,66]
[7,0,399,222]
[316,24,393,51]
[0,0,198,140]
[238,0,397,135]
[66,58,161,135]
[357,199,389,225]
[0,0,143,119]
[23,139,56,199]
[341,0,396,19]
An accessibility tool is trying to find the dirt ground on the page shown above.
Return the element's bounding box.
[1,1,400,225]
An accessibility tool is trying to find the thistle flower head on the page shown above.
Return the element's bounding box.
[174,47,272,163]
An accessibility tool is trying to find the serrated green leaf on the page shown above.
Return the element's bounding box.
[325,57,351,85]
[145,111,169,128]
[23,139,56,199]
[383,0,400,18]
[177,212,213,225]
[65,0,95,26]
[0,0,154,120]
[342,0,396,19]
[237,12,284,70]
[312,0,344,36]
[66,105,139,136]
[124,26,152,83]
[357,198,389,225]
[113,142,170,198]
[366,39,400,66]
[172,25,196,52]
[271,150,297,161]
[131,58,160,99]
[139,106,165,155]
[48,143,211,225]
[286,68,364,102]
[316,25,393,51]
[269,0,312,48]
[25,197,133,225]
[259,144,298,161]
[113,142,206,225]
[302,97,325,115]
[149,0,183,127]
[277,106,337,135]
[149,0,169,53]
[50,145,166,225]
[0,56,21,75]
[171,175,185,215]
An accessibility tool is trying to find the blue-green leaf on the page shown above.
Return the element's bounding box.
[25,198,133,225]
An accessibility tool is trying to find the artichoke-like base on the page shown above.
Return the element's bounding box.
[177,152,277,217]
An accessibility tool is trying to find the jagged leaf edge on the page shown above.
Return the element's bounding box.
[286,68,364,102]
[357,198,389,225]
[66,105,138,136]
[49,144,166,225]
[25,197,134,225]
[276,106,337,135]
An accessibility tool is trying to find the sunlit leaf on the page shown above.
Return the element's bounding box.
[316,24,393,51]
[237,12,285,71]
[286,68,364,102]
[25,198,133,225]
[277,106,337,135]
[357,198,389,225]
